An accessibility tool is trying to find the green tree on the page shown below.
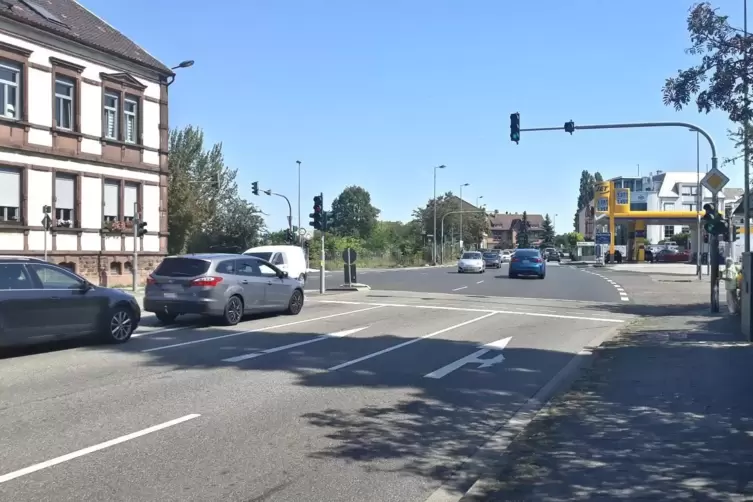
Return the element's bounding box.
[662,3,752,166]
[566,231,585,248]
[573,170,603,231]
[541,213,555,247]
[167,125,265,254]
[516,212,531,248]
[329,186,380,238]
[413,192,489,249]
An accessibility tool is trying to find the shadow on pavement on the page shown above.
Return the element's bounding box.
[463,311,753,501]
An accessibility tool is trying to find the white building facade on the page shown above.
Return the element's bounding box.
[0,1,173,285]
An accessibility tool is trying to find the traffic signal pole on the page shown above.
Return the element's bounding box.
[513,118,721,312]
[133,202,139,293]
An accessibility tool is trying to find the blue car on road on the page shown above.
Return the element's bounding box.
[508,248,546,279]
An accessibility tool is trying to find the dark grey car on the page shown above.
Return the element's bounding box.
[0,256,141,349]
[483,252,502,268]
[144,253,305,325]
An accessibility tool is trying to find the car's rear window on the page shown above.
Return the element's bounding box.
[153,258,210,277]
[483,253,498,259]
[462,253,482,259]
[515,249,540,257]
[244,252,273,262]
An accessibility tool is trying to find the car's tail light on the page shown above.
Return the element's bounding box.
[533,258,542,263]
[511,257,519,262]
[190,276,223,287]
[146,275,156,285]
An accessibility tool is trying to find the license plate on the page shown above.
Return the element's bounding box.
[163,292,177,298]
[522,259,529,263]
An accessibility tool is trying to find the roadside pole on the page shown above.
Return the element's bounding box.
[320,231,325,293]
[516,119,720,312]
[132,202,138,293]
[42,205,51,262]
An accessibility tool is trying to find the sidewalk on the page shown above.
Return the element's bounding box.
[463,286,753,501]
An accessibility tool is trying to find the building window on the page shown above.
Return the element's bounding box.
[103,92,118,140]
[663,202,675,211]
[54,174,75,227]
[683,203,697,212]
[124,95,138,143]
[103,181,120,222]
[682,186,699,196]
[0,167,19,222]
[0,61,20,119]
[682,226,690,234]
[664,225,675,239]
[54,77,74,130]
[123,183,139,222]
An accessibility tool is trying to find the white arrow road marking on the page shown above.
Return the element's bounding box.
[424,336,512,379]
[222,326,369,363]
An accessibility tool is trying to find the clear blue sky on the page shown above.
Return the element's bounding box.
[84,0,746,234]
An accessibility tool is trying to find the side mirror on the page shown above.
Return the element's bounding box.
[278,270,288,279]
[79,281,93,292]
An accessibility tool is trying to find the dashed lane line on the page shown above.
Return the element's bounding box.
[580,269,630,302]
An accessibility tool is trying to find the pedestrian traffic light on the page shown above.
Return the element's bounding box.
[510,112,520,144]
[252,181,259,196]
[310,194,323,230]
[732,225,740,242]
[137,221,147,237]
[564,120,575,134]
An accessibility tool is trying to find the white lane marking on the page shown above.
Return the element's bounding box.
[132,324,200,338]
[316,300,625,323]
[476,280,484,284]
[452,286,468,291]
[576,268,630,303]
[425,337,511,379]
[0,414,200,484]
[222,326,369,362]
[328,312,498,371]
[141,306,384,353]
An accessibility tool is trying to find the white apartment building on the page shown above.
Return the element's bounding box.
[0,0,174,285]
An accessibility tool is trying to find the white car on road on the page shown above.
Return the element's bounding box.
[500,250,512,263]
[458,251,485,273]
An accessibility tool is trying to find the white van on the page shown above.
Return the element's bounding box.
[243,245,308,285]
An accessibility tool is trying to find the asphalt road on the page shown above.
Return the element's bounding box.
[310,262,623,303]
[0,289,634,502]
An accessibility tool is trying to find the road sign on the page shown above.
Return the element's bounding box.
[595,233,610,245]
[41,214,51,231]
[342,247,357,263]
[298,228,306,236]
[701,167,729,194]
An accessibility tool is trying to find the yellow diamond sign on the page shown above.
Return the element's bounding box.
[701,167,729,193]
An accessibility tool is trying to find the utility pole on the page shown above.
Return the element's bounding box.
[459,182,469,253]
[132,202,139,292]
[262,189,294,241]
[433,165,445,264]
[693,130,703,280]
[296,160,302,245]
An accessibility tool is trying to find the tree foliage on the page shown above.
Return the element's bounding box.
[662,2,753,165]
[412,192,490,247]
[516,212,531,248]
[573,170,603,231]
[541,213,555,247]
[167,125,264,254]
[329,186,380,238]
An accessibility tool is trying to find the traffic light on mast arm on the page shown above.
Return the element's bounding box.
[310,194,323,230]
[510,113,520,144]
[251,181,259,196]
[732,225,741,242]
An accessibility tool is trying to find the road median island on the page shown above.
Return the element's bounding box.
[460,306,750,501]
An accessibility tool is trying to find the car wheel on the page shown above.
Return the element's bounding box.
[103,305,135,344]
[509,273,517,279]
[458,269,463,273]
[156,312,178,324]
[222,295,244,326]
[286,289,304,315]
[539,273,546,279]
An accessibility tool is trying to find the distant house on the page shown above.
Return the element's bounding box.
[486,212,545,248]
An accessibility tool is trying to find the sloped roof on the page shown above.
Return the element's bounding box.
[0,0,171,74]
[489,213,545,229]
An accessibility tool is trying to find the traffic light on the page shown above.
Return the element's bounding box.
[285,228,293,243]
[210,173,220,190]
[252,181,259,196]
[510,112,520,144]
[564,120,575,134]
[310,194,323,230]
[703,232,709,244]
[732,225,740,242]
[702,203,720,234]
[137,221,147,237]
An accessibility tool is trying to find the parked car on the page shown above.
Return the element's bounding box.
[457,251,485,273]
[653,249,691,263]
[500,250,512,263]
[144,253,305,325]
[0,256,141,349]
[509,249,546,279]
[483,252,502,268]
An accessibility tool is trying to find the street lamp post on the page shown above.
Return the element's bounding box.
[165,60,194,86]
[459,183,469,251]
[296,160,302,245]
[476,195,484,207]
[693,131,703,280]
[433,165,446,264]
